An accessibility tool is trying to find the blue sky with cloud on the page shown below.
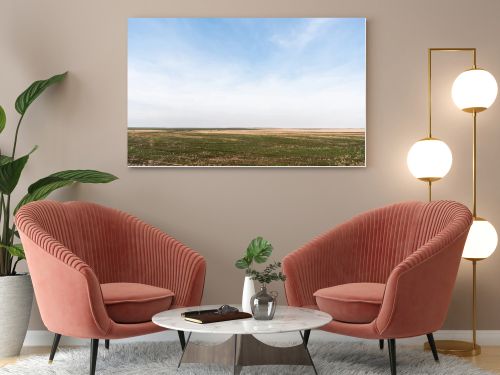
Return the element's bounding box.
[128,18,365,129]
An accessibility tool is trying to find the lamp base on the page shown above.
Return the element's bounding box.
[424,340,481,357]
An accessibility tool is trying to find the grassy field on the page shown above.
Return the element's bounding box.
[128,128,365,167]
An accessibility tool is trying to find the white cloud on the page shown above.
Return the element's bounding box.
[128,61,365,129]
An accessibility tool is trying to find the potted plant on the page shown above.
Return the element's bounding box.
[0,72,117,358]
[235,237,273,313]
[235,237,286,318]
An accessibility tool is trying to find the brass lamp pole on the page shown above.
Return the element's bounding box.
[462,108,481,356]
[421,47,498,357]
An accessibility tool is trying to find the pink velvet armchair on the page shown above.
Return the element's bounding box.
[283,200,472,375]
[16,200,206,375]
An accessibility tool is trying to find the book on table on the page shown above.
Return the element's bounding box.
[182,309,252,324]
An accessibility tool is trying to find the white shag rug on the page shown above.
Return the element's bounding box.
[0,341,494,374]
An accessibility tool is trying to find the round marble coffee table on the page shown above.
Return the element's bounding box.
[153,305,332,374]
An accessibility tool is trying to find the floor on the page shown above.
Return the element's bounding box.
[1,345,500,373]
[0,346,52,367]
[466,347,500,373]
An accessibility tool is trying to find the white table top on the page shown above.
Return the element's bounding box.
[152,305,332,335]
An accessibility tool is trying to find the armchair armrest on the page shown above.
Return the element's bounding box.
[17,230,111,339]
[376,227,470,338]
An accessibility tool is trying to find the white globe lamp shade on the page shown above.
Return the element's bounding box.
[407,138,453,181]
[462,218,498,260]
[452,69,498,113]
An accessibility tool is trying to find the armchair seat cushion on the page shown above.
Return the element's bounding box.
[101,283,174,324]
[314,283,385,324]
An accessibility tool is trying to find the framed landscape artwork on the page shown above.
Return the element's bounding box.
[128,18,366,167]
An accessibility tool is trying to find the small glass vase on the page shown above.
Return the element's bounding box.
[250,285,278,320]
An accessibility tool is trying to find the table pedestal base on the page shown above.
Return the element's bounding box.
[178,332,317,374]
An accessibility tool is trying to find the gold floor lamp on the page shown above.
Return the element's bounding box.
[407,48,498,356]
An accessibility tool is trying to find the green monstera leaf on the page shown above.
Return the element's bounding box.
[15,72,67,115]
[246,236,273,264]
[235,257,251,269]
[235,237,274,271]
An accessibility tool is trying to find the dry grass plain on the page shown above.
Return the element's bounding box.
[128,128,365,167]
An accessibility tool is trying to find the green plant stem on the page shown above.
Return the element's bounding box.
[2,114,24,275]
[9,221,18,271]
[11,258,21,275]
[11,114,24,159]
[2,194,11,273]
[0,194,4,275]
[0,194,5,275]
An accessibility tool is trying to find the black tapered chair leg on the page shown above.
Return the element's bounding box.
[303,329,311,347]
[90,339,99,375]
[379,339,384,350]
[426,333,439,362]
[177,330,186,350]
[388,339,396,375]
[105,339,110,350]
[48,333,62,363]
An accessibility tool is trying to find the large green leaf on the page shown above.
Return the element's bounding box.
[246,237,273,264]
[28,170,117,193]
[0,105,5,134]
[0,147,37,194]
[16,180,73,212]
[15,72,67,115]
[50,169,117,183]
[14,169,118,213]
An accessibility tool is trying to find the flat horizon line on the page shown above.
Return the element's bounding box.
[128,127,365,131]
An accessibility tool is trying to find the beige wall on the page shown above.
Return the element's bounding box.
[2,0,500,331]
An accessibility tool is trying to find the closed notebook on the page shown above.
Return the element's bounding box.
[183,311,252,324]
